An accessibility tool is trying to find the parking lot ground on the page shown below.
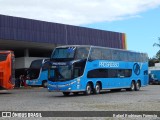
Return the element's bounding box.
[0,85,160,112]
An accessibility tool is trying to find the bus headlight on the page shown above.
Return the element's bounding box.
[68,88,71,90]
[77,78,80,84]
[65,81,76,86]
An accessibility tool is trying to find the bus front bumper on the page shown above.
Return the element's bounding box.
[47,80,82,92]
[26,79,40,86]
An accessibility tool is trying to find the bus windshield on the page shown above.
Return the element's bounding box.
[49,65,72,81]
[0,53,9,61]
[30,60,43,69]
[27,59,49,80]
[52,47,76,59]
[51,46,90,60]
[27,60,43,80]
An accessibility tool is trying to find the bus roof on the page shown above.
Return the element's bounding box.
[0,50,13,54]
[55,45,148,55]
[56,45,91,48]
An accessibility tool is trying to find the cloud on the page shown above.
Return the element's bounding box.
[0,0,160,25]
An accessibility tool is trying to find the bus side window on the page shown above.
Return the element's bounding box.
[89,48,102,60]
[102,49,112,60]
[108,69,117,78]
[117,70,125,77]
[112,50,119,61]
[128,52,136,62]
[76,47,89,59]
[87,69,108,78]
[136,53,140,62]
[124,69,132,77]
[89,49,96,60]
[119,51,128,61]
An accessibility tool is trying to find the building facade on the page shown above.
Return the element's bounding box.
[0,14,126,77]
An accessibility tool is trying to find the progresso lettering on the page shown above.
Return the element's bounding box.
[99,62,119,68]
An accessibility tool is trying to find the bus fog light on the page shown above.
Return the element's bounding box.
[68,88,71,90]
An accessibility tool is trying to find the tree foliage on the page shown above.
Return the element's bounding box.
[153,37,160,61]
[153,37,160,48]
[149,58,159,67]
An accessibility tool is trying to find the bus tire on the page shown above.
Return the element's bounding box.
[94,83,101,94]
[135,81,141,91]
[42,81,48,88]
[126,81,135,91]
[63,92,70,96]
[84,83,92,95]
[129,81,135,91]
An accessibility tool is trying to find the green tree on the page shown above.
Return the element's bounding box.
[149,58,159,67]
[156,50,160,61]
[153,37,160,60]
[153,37,160,47]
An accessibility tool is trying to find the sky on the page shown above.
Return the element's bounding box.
[0,0,160,58]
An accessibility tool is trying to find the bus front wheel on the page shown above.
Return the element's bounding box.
[42,81,48,88]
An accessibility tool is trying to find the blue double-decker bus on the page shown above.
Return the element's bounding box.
[26,59,49,88]
[47,45,148,96]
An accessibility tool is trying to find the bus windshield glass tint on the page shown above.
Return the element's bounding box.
[50,65,72,81]
[52,47,75,59]
[0,53,8,62]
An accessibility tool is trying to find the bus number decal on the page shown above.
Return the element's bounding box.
[99,62,119,68]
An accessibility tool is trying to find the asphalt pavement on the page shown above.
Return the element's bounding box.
[0,85,160,119]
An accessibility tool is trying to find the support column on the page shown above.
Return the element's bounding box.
[24,49,29,57]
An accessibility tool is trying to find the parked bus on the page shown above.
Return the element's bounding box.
[0,51,15,90]
[149,73,158,84]
[47,45,148,96]
[26,59,49,88]
[149,70,160,84]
